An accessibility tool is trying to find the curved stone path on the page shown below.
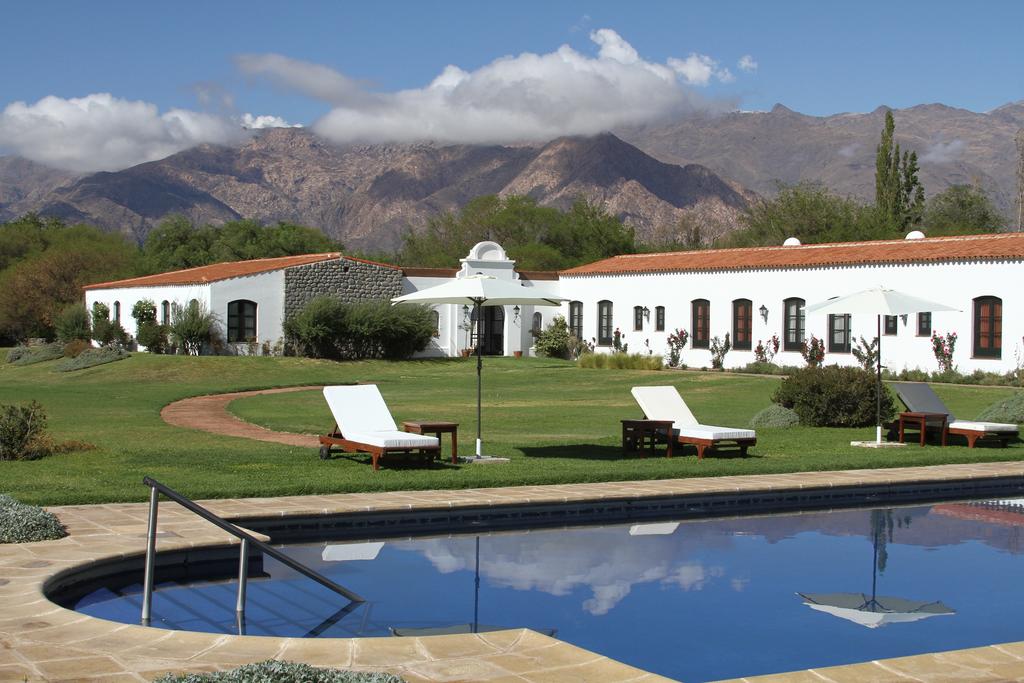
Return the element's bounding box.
[161,385,322,448]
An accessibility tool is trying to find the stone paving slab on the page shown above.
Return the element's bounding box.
[4,463,1024,681]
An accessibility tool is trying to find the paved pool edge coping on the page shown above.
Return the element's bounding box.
[4,463,1024,682]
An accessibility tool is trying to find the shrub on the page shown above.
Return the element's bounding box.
[54,304,92,343]
[63,339,91,358]
[8,342,64,366]
[54,347,130,372]
[749,404,801,428]
[578,352,663,370]
[0,401,51,461]
[284,297,433,361]
[132,298,157,325]
[753,335,780,363]
[851,336,879,372]
[137,320,169,353]
[710,333,731,370]
[800,335,825,367]
[169,301,220,355]
[612,328,628,353]
[665,328,688,368]
[153,660,403,683]
[977,391,1024,424]
[738,361,786,375]
[0,494,67,543]
[534,316,572,359]
[772,366,896,427]
[931,331,958,373]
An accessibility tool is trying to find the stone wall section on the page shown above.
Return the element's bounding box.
[283,258,403,319]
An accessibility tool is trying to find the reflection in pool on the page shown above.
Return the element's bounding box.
[72,499,1024,682]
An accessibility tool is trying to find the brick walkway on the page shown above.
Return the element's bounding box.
[160,386,321,447]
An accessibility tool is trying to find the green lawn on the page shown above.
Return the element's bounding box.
[1,352,1021,506]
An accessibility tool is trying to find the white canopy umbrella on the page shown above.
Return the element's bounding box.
[806,288,960,444]
[392,275,564,459]
[798,592,955,628]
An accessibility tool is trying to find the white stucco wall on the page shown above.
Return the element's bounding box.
[84,284,211,347]
[558,259,1023,374]
[209,269,286,352]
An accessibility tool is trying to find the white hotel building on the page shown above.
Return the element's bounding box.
[85,232,1023,374]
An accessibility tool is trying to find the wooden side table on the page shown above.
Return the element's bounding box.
[898,411,948,447]
[621,419,675,458]
[401,421,458,463]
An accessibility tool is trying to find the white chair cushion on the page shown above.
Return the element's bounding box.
[343,430,439,449]
[949,420,1019,433]
[631,386,699,427]
[323,385,397,433]
[676,425,756,441]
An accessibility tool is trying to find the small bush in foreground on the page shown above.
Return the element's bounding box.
[577,352,662,370]
[152,660,404,683]
[0,494,66,543]
[977,391,1024,425]
[55,304,92,343]
[773,365,895,427]
[55,347,130,372]
[8,342,64,366]
[63,339,91,358]
[0,401,51,461]
[170,301,220,355]
[749,404,800,428]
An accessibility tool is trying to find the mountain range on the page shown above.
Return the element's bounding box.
[1,100,1021,251]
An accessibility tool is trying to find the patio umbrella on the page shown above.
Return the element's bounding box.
[805,288,960,444]
[392,275,564,459]
[798,509,955,628]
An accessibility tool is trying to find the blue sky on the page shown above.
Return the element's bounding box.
[1,1,1022,172]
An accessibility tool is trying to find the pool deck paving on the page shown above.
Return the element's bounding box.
[5,462,1024,682]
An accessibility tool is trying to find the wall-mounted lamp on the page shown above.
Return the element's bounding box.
[642,306,650,320]
[512,305,521,324]
[759,304,769,323]
[462,304,470,323]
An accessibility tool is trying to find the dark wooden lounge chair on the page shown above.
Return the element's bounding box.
[891,382,1019,448]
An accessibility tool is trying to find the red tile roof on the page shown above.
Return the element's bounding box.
[560,232,1024,276]
[84,253,375,290]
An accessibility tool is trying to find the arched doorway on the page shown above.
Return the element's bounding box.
[471,306,504,356]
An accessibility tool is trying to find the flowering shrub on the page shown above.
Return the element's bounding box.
[612,328,628,353]
[710,333,732,370]
[754,335,780,363]
[931,331,957,373]
[800,335,826,367]
[665,328,689,368]
[852,336,879,372]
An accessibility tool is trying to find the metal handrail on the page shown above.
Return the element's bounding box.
[140,476,364,626]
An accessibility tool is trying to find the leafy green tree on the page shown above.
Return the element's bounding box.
[721,182,888,247]
[142,215,214,272]
[131,299,157,326]
[923,185,1006,235]
[875,111,925,230]
[400,195,635,269]
[0,228,139,341]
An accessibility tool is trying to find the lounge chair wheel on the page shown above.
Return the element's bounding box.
[319,445,331,460]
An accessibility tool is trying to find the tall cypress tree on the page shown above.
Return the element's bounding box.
[874,110,924,230]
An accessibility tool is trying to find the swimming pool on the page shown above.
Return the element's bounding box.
[64,499,1024,682]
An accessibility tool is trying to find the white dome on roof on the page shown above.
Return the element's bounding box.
[783,237,802,247]
[905,230,926,240]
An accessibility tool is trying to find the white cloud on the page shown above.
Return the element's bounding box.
[240,29,730,146]
[667,53,733,86]
[738,55,758,72]
[0,93,247,172]
[241,113,302,129]
[838,143,860,158]
[921,138,966,164]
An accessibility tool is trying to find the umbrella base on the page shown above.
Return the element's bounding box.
[850,440,907,449]
[459,455,510,464]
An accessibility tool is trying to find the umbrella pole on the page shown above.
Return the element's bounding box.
[473,536,480,634]
[475,300,483,458]
[876,314,882,444]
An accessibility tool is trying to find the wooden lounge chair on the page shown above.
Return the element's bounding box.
[319,385,440,470]
[630,386,756,459]
[891,382,1019,448]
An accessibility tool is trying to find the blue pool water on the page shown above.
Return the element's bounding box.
[71,500,1024,681]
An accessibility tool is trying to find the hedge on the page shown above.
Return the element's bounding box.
[54,347,130,372]
[153,660,404,683]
